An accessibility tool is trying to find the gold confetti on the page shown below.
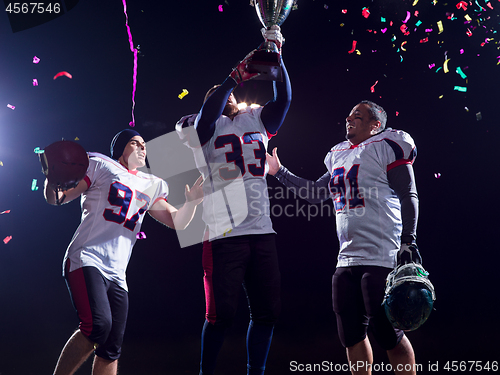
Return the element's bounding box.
[178,89,189,99]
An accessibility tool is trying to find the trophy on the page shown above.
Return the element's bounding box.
[247,0,294,81]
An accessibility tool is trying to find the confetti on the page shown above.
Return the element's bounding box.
[33,147,44,154]
[33,56,40,64]
[412,0,419,5]
[456,67,467,79]
[420,37,429,43]
[0,161,3,166]
[443,58,451,73]
[456,1,468,10]
[348,40,357,54]
[342,9,347,14]
[466,28,472,37]
[453,85,467,92]
[370,80,379,93]
[400,41,408,51]
[218,4,223,12]
[122,0,138,127]
[476,112,482,121]
[361,7,370,18]
[400,24,409,35]
[437,20,444,34]
[7,104,15,110]
[136,231,146,239]
[464,14,472,21]
[396,111,400,116]
[75,137,80,140]
[31,179,38,191]
[324,4,328,9]
[53,71,72,80]
[33,79,38,86]
[3,236,12,244]
[403,11,411,23]
[223,228,232,237]
[178,89,189,99]
[0,210,10,214]
[434,173,441,178]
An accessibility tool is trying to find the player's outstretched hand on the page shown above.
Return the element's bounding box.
[397,242,422,266]
[266,147,282,176]
[261,25,284,50]
[230,50,261,84]
[185,175,204,205]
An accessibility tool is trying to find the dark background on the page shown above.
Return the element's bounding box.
[0,0,498,374]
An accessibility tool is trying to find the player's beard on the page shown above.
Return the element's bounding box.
[223,103,239,118]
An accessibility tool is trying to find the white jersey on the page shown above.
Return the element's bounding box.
[324,129,417,269]
[64,152,169,291]
[178,107,275,240]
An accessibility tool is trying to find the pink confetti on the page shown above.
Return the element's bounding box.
[33,79,38,86]
[342,9,347,14]
[414,10,419,17]
[33,56,40,64]
[122,0,138,127]
[400,24,410,35]
[396,111,400,116]
[370,80,379,93]
[428,63,435,69]
[218,4,223,12]
[456,1,468,10]
[7,104,15,110]
[434,173,441,178]
[460,49,464,54]
[381,28,387,33]
[0,210,11,215]
[136,232,147,239]
[402,11,411,23]
[53,71,72,80]
[362,7,370,18]
[420,37,429,43]
[425,28,433,32]
[348,40,357,54]
[486,2,493,9]
[3,236,12,244]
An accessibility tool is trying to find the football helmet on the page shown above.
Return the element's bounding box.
[382,262,436,331]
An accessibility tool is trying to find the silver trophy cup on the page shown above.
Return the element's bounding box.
[247,0,293,81]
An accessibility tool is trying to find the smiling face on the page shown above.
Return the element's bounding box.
[119,136,146,171]
[345,103,381,145]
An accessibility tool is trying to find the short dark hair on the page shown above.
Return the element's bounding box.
[360,100,387,133]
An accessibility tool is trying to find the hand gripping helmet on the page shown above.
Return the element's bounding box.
[382,263,436,331]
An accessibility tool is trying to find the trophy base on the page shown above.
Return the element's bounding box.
[246,50,282,81]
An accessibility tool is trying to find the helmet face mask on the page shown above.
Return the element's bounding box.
[382,263,436,331]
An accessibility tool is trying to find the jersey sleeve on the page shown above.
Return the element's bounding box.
[151,178,169,206]
[85,154,107,189]
[380,130,417,171]
[175,113,201,149]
